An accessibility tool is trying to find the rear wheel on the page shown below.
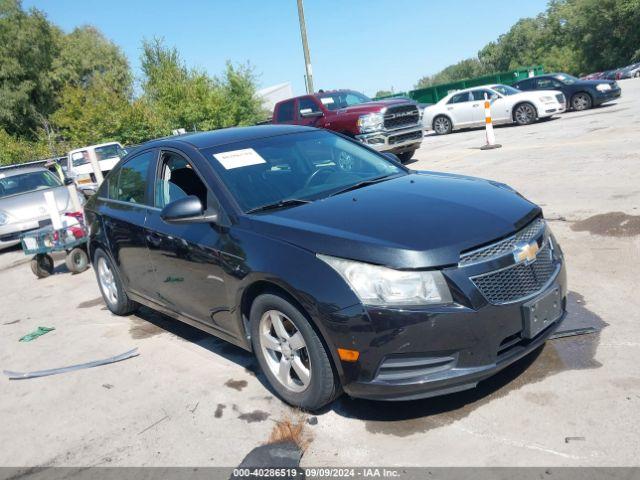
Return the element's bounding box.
[571,92,592,111]
[433,115,452,135]
[250,293,340,410]
[30,254,54,278]
[396,149,416,163]
[94,248,138,315]
[514,103,537,125]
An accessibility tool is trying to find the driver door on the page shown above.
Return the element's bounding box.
[471,89,509,123]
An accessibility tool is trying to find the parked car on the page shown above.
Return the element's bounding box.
[582,72,604,80]
[85,125,567,410]
[66,142,127,196]
[514,73,621,111]
[422,84,565,135]
[617,62,640,79]
[0,168,77,250]
[271,90,423,162]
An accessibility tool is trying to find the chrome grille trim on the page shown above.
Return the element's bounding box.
[459,218,546,266]
[383,104,420,130]
[470,239,560,305]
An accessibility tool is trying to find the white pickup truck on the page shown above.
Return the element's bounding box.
[66,142,127,196]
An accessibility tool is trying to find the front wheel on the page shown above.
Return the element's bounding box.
[514,103,537,125]
[93,248,138,316]
[571,93,592,111]
[250,293,340,410]
[396,149,416,163]
[433,115,452,135]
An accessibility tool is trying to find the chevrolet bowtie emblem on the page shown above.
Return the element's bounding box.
[513,241,539,264]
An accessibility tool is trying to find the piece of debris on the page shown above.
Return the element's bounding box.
[102,383,114,389]
[19,326,54,342]
[550,327,597,340]
[214,404,226,418]
[306,416,318,426]
[138,410,170,435]
[3,320,20,326]
[268,414,310,451]
[189,401,199,414]
[565,436,586,443]
[3,347,139,380]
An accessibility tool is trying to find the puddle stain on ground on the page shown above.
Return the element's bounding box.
[77,297,105,309]
[571,212,640,237]
[214,404,226,418]
[129,317,165,339]
[225,379,248,391]
[238,410,270,423]
[331,291,606,437]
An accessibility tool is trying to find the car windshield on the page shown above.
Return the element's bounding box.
[317,91,371,111]
[203,130,405,213]
[492,84,520,96]
[554,74,579,85]
[0,170,62,198]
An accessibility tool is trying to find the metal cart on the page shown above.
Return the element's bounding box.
[20,213,89,278]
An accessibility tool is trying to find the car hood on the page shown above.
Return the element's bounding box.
[336,99,414,115]
[246,172,541,269]
[0,186,71,222]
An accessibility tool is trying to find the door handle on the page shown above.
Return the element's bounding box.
[472,104,480,107]
[447,107,454,110]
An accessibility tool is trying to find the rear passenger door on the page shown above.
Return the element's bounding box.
[445,91,475,126]
[99,149,157,297]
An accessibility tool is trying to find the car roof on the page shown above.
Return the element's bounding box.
[139,125,318,150]
[68,141,122,154]
[0,167,49,177]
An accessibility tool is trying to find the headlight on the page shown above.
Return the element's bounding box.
[596,83,612,92]
[0,210,9,226]
[317,254,452,306]
[539,95,555,103]
[357,112,384,134]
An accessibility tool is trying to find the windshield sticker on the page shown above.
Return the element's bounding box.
[320,97,334,105]
[213,148,267,170]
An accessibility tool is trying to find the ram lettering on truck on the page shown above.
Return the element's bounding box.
[272,90,423,162]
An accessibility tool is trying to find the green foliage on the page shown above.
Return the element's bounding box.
[374,90,394,98]
[416,0,640,87]
[0,128,50,166]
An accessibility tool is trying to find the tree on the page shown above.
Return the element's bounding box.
[415,58,486,89]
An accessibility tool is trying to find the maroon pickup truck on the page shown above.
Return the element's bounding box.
[271,90,423,162]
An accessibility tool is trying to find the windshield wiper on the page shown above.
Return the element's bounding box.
[328,174,398,197]
[246,198,312,214]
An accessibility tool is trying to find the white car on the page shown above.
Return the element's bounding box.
[66,142,127,195]
[422,84,566,135]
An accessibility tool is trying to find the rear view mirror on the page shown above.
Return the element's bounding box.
[160,195,218,224]
[300,110,323,118]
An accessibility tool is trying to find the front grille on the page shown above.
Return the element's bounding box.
[471,240,558,304]
[556,93,565,104]
[460,218,545,266]
[383,104,420,129]
[388,130,422,145]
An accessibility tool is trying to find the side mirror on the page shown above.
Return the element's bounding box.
[300,110,323,118]
[383,152,401,163]
[64,177,75,186]
[160,195,218,224]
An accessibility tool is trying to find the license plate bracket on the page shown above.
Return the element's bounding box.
[522,286,562,339]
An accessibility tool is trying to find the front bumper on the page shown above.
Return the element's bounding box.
[593,87,621,105]
[356,126,423,153]
[0,217,52,250]
[539,101,566,117]
[331,252,567,401]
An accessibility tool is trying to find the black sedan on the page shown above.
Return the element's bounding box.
[514,72,621,111]
[85,125,567,409]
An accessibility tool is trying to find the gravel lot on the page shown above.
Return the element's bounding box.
[1,79,639,468]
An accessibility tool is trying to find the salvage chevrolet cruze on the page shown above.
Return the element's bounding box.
[85,125,567,409]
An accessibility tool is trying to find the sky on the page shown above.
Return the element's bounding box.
[24,0,549,97]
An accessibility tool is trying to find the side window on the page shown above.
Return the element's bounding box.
[155,152,208,208]
[472,90,495,101]
[448,92,471,104]
[298,97,321,116]
[535,78,560,89]
[516,79,533,90]
[276,100,295,122]
[110,151,154,204]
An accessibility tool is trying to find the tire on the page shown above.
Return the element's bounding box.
[65,247,89,274]
[514,102,537,125]
[571,92,592,111]
[30,254,54,279]
[432,115,452,135]
[396,149,416,163]
[250,293,340,410]
[635,71,640,78]
[93,248,138,316]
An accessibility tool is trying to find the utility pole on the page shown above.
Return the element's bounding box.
[296,0,314,94]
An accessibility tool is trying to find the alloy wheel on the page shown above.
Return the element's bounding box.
[97,257,118,305]
[515,104,535,124]
[259,309,311,393]
[572,94,590,111]
[433,116,451,134]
